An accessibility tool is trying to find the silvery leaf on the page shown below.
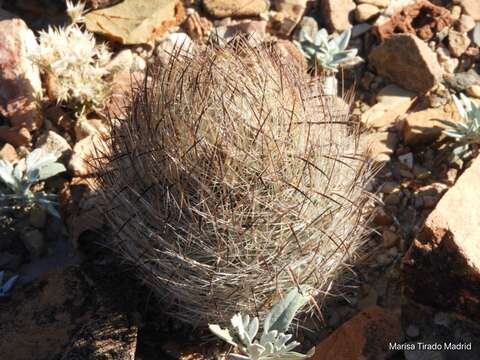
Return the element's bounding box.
[27,162,66,183]
[247,343,265,360]
[452,95,467,119]
[229,354,250,360]
[264,287,311,333]
[333,27,352,51]
[0,274,19,297]
[0,160,17,191]
[209,324,238,346]
[247,316,259,341]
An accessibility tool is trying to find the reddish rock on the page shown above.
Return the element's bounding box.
[376,0,451,41]
[0,126,31,147]
[183,12,212,41]
[311,306,402,360]
[402,157,480,321]
[0,10,42,130]
[319,0,356,32]
[369,34,442,94]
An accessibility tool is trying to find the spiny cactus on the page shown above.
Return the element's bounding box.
[95,40,372,325]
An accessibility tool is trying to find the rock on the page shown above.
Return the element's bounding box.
[448,29,471,57]
[402,157,480,321]
[361,85,416,129]
[273,0,307,36]
[183,11,212,41]
[20,227,45,258]
[460,0,480,21]
[375,0,451,41]
[202,0,269,18]
[268,40,308,72]
[398,152,413,169]
[364,130,399,163]
[0,252,22,271]
[0,126,31,147]
[403,107,455,146]
[216,20,268,43]
[36,130,72,164]
[69,135,105,176]
[155,32,194,64]
[369,34,442,94]
[0,10,42,131]
[473,23,480,46]
[444,69,480,92]
[436,45,459,74]
[383,229,399,248]
[75,118,108,141]
[355,4,380,22]
[351,23,371,38]
[86,0,123,9]
[451,5,462,21]
[29,206,48,229]
[0,267,138,360]
[456,14,475,33]
[467,85,480,99]
[319,0,356,32]
[357,0,389,9]
[0,143,18,162]
[311,306,402,360]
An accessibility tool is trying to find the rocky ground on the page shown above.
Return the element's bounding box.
[0,0,479,359]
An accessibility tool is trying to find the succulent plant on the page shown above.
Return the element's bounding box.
[0,149,66,217]
[438,94,480,155]
[295,27,358,72]
[209,287,315,360]
[95,40,372,325]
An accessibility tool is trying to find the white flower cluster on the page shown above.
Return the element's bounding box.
[29,1,117,115]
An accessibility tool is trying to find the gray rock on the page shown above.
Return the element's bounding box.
[20,227,45,258]
[444,69,480,92]
[293,16,318,42]
[473,23,480,47]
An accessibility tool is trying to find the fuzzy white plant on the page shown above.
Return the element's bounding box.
[209,288,315,360]
[29,1,118,117]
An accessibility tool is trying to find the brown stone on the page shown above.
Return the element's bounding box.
[183,12,212,41]
[202,0,269,18]
[403,107,453,146]
[0,10,42,130]
[311,306,402,360]
[376,0,452,41]
[0,126,31,147]
[369,34,442,94]
[363,130,399,163]
[402,156,480,321]
[273,0,308,36]
[266,40,308,72]
[318,0,355,32]
[361,84,416,129]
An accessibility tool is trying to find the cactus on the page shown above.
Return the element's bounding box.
[95,40,372,325]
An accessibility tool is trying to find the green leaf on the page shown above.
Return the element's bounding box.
[263,287,311,334]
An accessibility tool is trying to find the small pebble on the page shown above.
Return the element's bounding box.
[406,324,420,338]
